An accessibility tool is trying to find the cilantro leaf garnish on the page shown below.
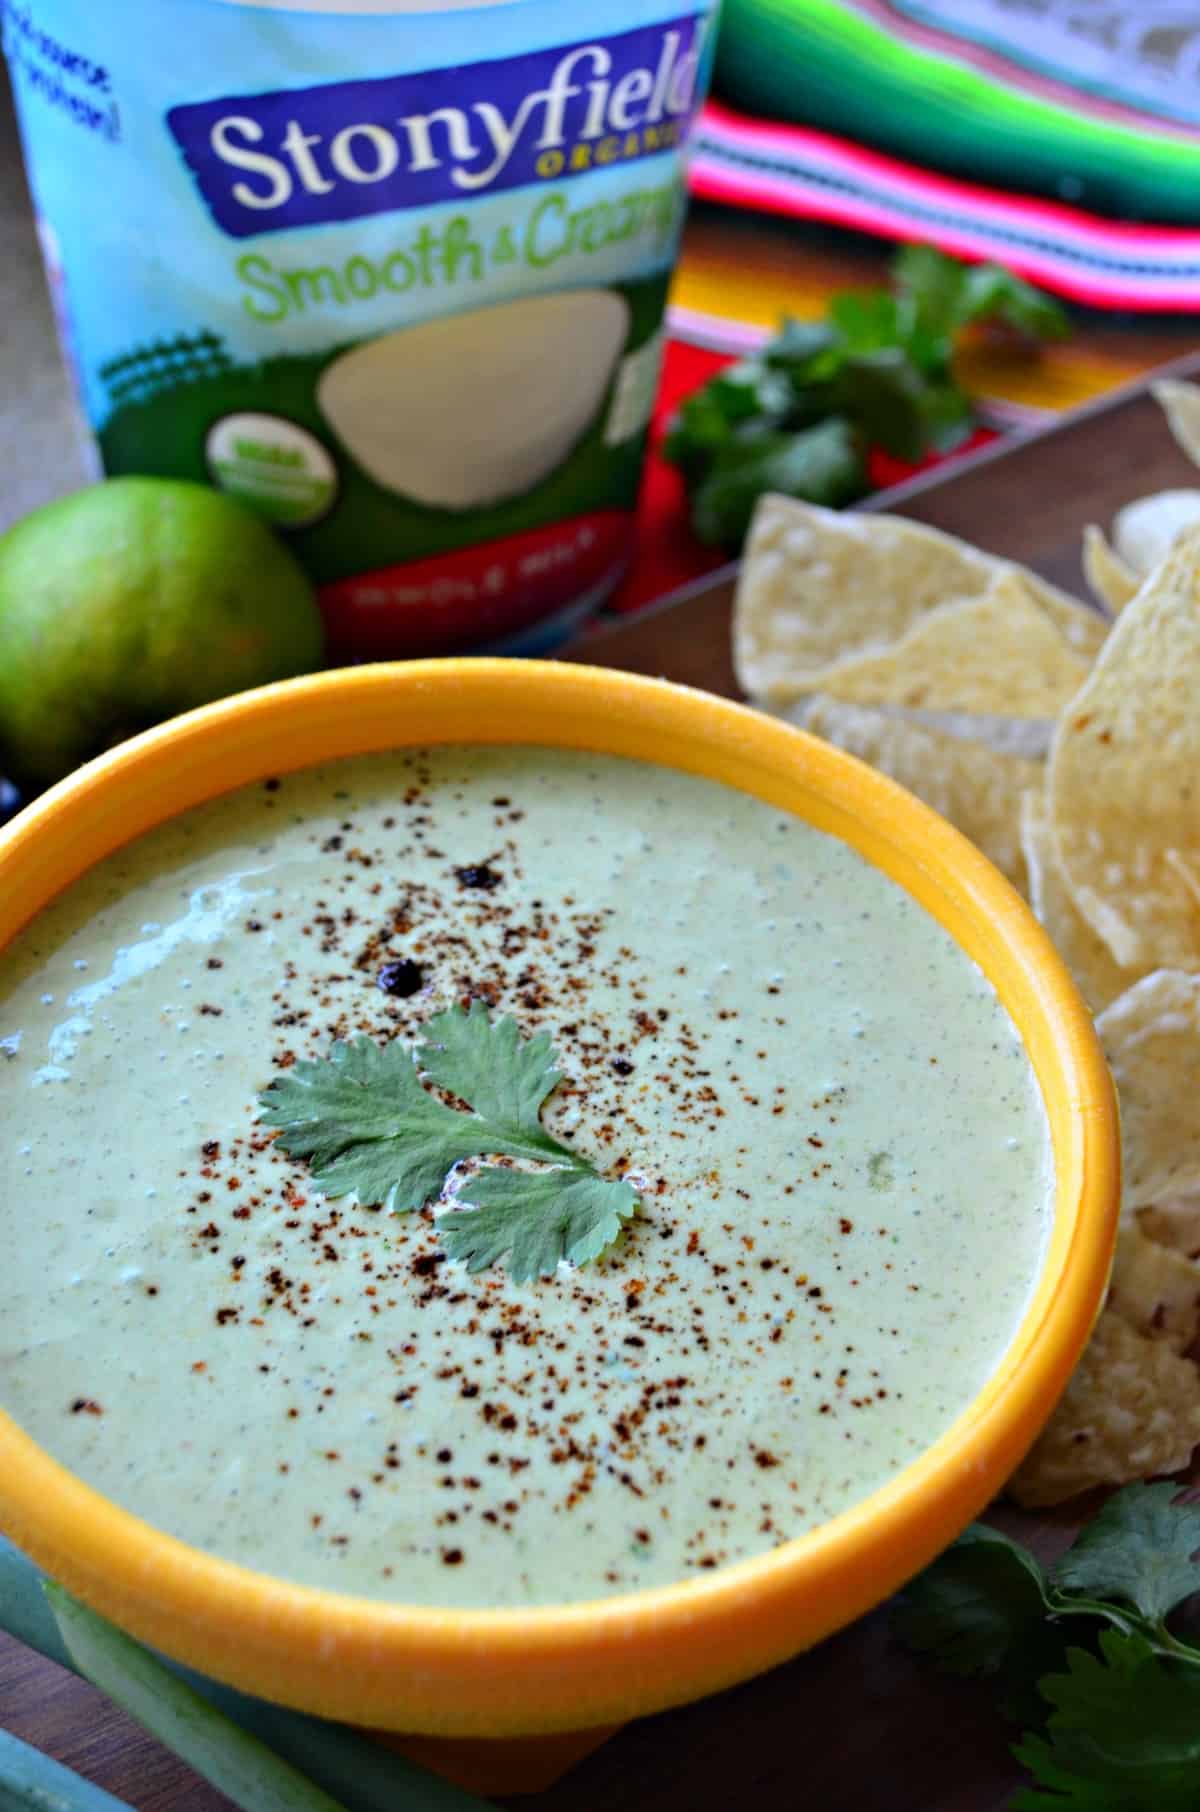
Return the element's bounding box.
[258,1003,638,1282]
[415,1004,563,1140]
[441,1168,637,1279]
[1051,1483,1200,1625]
[663,243,1068,550]
[894,1484,1200,1806]
[1012,1631,1200,1810]
[892,1524,1053,1681]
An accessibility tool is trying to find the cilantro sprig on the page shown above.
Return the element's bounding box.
[257,1003,638,1283]
[663,244,1069,550]
[894,1484,1200,1807]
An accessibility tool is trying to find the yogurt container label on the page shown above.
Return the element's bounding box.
[4,0,718,656]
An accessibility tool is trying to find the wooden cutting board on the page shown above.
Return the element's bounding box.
[5,355,1200,1812]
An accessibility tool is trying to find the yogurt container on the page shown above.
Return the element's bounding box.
[4,0,719,656]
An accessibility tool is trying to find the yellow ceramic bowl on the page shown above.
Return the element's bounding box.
[0,659,1118,1740]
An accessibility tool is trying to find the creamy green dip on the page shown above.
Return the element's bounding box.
[0,748,1050,1608]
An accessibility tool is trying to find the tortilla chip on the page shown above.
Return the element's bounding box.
[1007,1307,1200,1507]
[734,497,1108,706]
[1082,525,1140,614]
[1139,1198,1200,1262]
[800,571,1092,719]
[1168,846,1200,911]
[1153,378,1200,468]
[798,696,1038,890]
[1109,1223,1200,1354]
[1019,793,1128,1014]
[896,712,1054,762]
[1114,489,1200,578]
[1097,972,1200,1219]
[1047,529,1200,969]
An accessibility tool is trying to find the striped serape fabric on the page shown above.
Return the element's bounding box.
[699,0,1200,311]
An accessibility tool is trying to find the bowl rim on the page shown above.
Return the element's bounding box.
[0,657,1120,1736]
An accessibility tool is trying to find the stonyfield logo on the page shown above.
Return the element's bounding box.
[167,14,708,240]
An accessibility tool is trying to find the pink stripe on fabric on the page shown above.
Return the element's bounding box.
[687,156,1200,311]
[664,306,770,354]
[698,100,1200,251]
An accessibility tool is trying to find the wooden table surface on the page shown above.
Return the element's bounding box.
[5,363,1200,1809]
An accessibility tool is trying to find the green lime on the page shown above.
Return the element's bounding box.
[0,477,325,790]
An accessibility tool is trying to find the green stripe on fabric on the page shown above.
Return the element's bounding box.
[888,0,1199,129]
[715,0,1200,223]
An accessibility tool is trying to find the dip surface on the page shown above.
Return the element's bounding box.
[0,748,1050,1608]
